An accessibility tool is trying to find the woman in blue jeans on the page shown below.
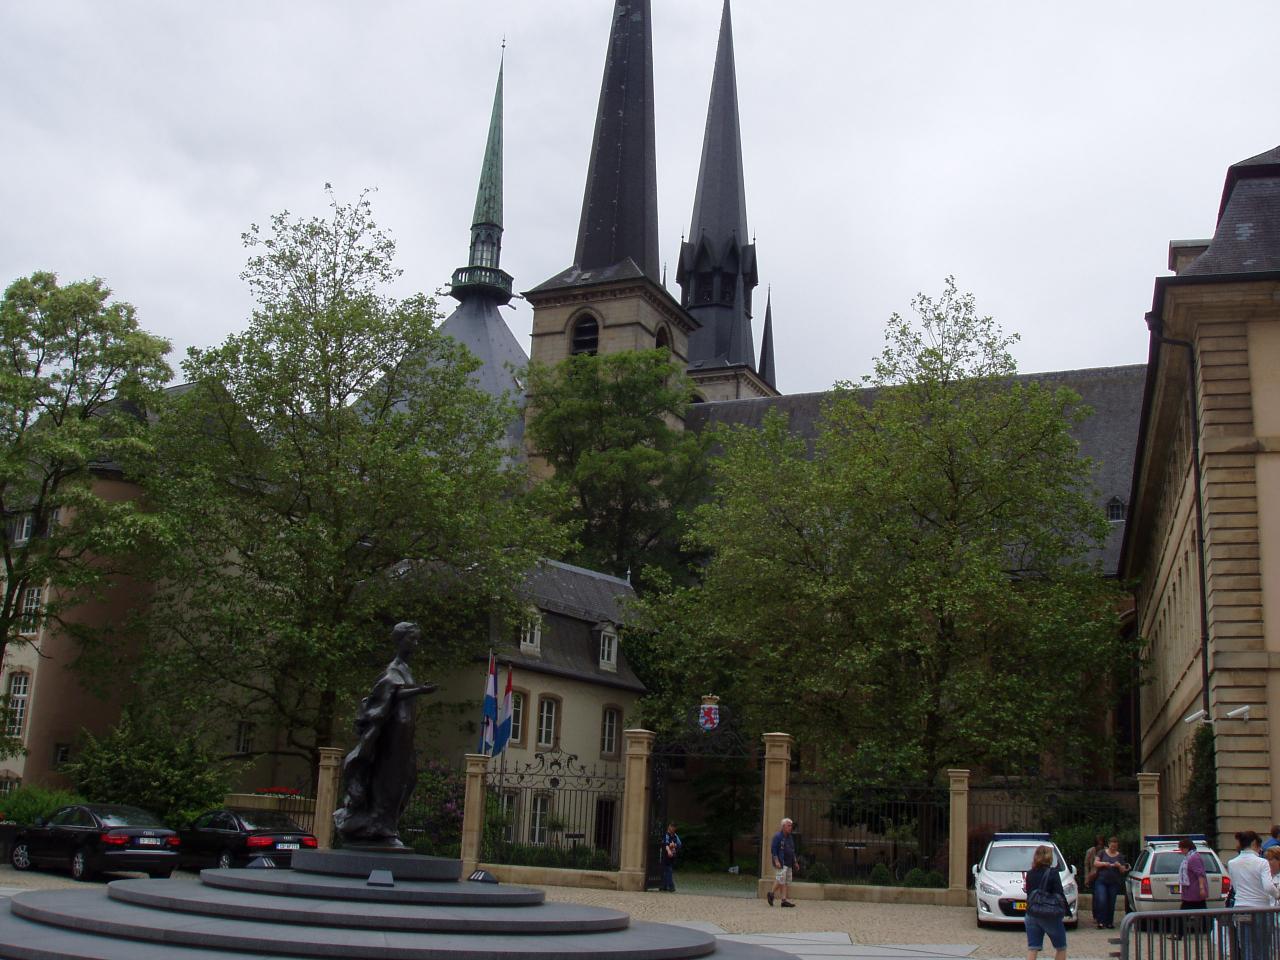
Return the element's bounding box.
[1025,845,1069,960]
[1091,836,1128,929]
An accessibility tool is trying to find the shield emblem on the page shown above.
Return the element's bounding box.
[698,701,720,732]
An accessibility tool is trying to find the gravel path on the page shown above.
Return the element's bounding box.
[0,866,1118,958]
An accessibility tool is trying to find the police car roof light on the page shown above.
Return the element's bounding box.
[992,833,1052,841]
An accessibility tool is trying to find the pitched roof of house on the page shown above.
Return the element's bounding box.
[499,559,645,694]
[1181,145,1280,277]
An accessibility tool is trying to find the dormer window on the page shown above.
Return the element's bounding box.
[520,611,542,654]
[598,626,617,672]
[1107,497,1126,523]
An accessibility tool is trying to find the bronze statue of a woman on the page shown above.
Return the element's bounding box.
[333,621,436,848]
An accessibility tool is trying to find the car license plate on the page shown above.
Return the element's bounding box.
[276,842,300,850]
[1169,884,1181,894]
[1014,901,1027,911]
[136,837,162,846]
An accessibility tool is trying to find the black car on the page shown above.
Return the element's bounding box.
[179,807,317,869]
[9,803,179,880]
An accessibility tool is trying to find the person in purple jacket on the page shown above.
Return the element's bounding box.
[1176,837,1209,939]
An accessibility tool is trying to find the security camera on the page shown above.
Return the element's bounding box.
[1183,708,1208,724]
[1225,705,1251,720]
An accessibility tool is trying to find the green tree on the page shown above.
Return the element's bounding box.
[126,188,564,772]
[524,350,712,587]
[632,279,1133,785]
[0,273,171,756]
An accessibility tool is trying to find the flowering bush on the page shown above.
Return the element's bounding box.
[253,787,302,796]
[400,760,464,856]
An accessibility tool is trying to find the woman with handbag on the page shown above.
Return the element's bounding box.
[1092,836,1128,928]
[1024,845,1069,960]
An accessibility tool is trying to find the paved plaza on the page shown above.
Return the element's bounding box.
[0,867,1116,959]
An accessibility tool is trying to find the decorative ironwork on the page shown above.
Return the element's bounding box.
[486,744,622,792]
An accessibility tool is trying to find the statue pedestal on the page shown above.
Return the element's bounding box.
[291,848,462,882]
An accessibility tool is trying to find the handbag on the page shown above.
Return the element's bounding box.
[1027,869,1068,921]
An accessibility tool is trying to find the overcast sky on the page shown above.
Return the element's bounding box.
[3,0,1277,396]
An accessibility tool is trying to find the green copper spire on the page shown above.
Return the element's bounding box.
[471,56,504,235]
[453,52,512,305]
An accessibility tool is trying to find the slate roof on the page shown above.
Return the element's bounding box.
[1182,145,1280,276]
[501,559,645,694]
[434,297,528,451]
[686,364,1147,576]
[570,0,661,283]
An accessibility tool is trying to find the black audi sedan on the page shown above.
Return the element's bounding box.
[9,803,179,880]
[179,807,317,869]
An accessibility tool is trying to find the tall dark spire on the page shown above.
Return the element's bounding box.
[678,0,757,369]
[452,55,512,305]
[758,289,775,388]
[573,0,661,282]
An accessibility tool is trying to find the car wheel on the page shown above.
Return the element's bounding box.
[148,869,173,879]
[217,850,234,870]
[70,847,93,881]
[9,841,31,871]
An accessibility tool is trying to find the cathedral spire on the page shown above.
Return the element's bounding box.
[573,0,661,282]
[678,0,758,368]
[758,288,776,388]
[452,54,512,305]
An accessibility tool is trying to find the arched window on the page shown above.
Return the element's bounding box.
[655,326,671,353]
[571,316,599,356]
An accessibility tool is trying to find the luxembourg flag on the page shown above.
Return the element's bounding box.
[479,653,498,755]
[493,666,514,756]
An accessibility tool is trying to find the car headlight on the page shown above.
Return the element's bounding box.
[979,881,1002,896]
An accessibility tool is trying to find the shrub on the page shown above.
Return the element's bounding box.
[924,869,946,888]
[0,786,84,825]
[869,862,891,885]
[485,841,611,871]
[401,761,464,856]
[61,714,233,826]
[806,860,833,884]
[903,867,927,888]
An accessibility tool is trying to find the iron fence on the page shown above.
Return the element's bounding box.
[786,783,950,885]
[248,793,317,834]
[1119,905,1280,960]
[969,783,1139,878]
[482,746,624,872]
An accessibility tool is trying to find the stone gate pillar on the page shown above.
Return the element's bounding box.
[947,769,970,905]
[1137,772,1161,840]
[758,732,794,894]
[313,747,343,849]
[619,729,655,892]
[460,753,489,874]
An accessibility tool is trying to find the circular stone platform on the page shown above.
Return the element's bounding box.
[291,848,462,881]
[200,867,547,905]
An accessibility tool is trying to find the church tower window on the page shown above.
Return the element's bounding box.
[571,316,599,356]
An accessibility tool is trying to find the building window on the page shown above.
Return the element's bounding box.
[530,795,551,845]
[4,673,31,739]
[510,691,526,745]
[52,743,71,768]
[44,508,61,537]
[655,326,671,353]
[598,628,617,671]
[500,791,518,842]
[536,696,559,748]
[0,777,19,795]
[235,721,255,755]
[600,706,620,758]
[571,316,599,356]
[520,613,542,654]
[18,586,41,634]
[1107,497,1126,523]
[9,514,33,545]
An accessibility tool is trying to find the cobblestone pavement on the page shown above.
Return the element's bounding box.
[0,866,1117,959]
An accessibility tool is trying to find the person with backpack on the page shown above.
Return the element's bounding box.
[1024,844,1068,960]
[659,823,681,892]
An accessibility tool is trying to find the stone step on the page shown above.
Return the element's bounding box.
[291,849,462,881]
[200,867,546,905]
[107,877,629,933]
[8,889,721,960]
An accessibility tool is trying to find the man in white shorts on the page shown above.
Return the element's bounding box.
[768,817,796,907]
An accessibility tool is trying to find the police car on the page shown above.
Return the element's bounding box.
[972,833,1079,928]
[1123,835,1229,913]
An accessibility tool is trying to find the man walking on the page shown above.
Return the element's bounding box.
[768,817,797,908]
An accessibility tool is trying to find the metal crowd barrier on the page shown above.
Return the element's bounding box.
[1118,905,1280,960]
